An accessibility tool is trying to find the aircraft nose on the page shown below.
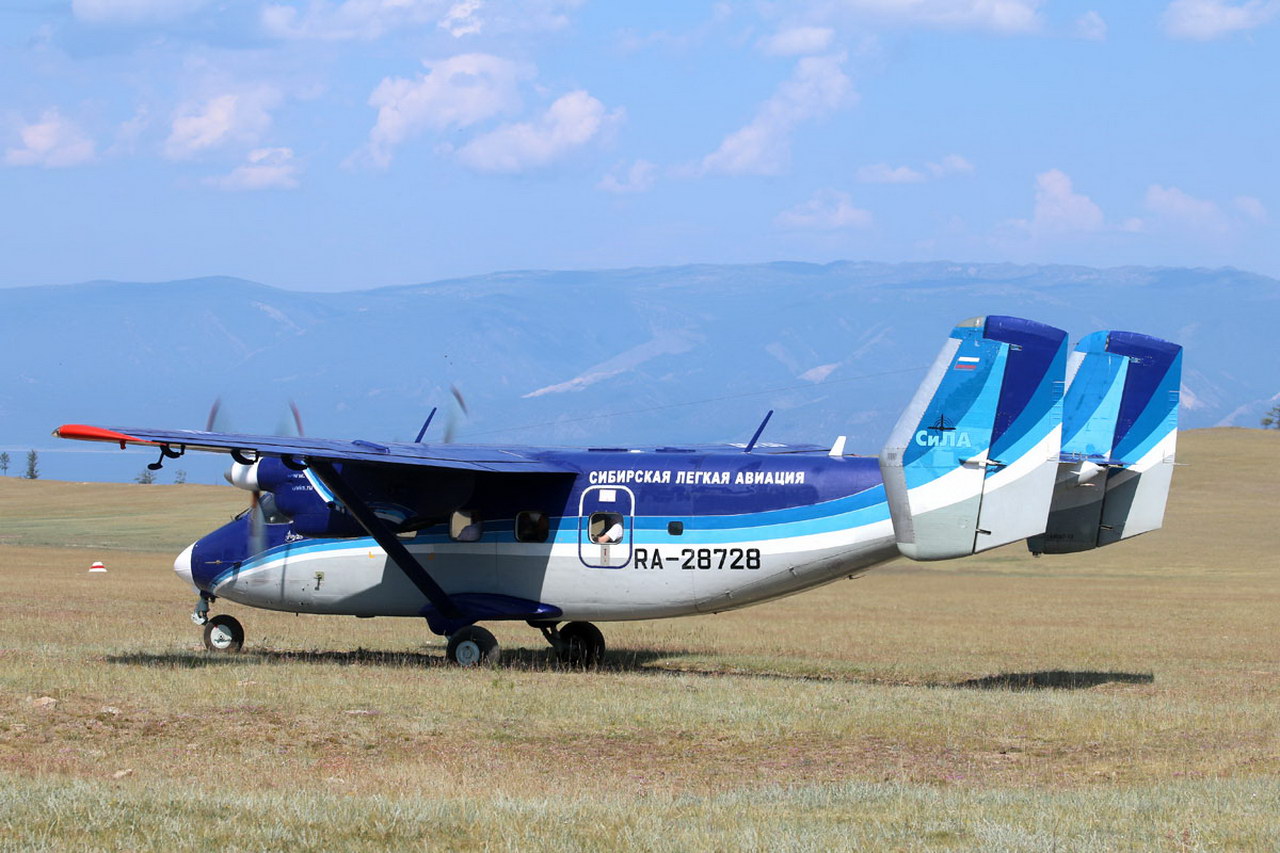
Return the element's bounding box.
[174,542,198,592]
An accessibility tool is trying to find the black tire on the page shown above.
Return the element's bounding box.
[203,614,244,652]
[558,621,605,668]
[446,625,500,667]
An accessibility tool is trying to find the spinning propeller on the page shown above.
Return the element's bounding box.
[442,385,468,444]
[220,399,305,559]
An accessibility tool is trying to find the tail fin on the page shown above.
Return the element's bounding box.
[879,316,1068,560]
[1027,331,1182,554]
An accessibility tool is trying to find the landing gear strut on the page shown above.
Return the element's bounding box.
[190,592,212,626]
[538,621,606,668]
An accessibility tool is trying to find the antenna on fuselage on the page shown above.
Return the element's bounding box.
[743,410,774,454]
[415,407,438,443]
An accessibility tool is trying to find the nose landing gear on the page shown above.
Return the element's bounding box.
[192,593,244,652]
[203,614,245,652]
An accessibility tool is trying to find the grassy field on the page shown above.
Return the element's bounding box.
[1,428,1277,850]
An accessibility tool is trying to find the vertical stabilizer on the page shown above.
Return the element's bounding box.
[1028,331,1182,554]
[879,316,1068,561]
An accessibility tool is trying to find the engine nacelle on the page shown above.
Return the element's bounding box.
[224,455,475,539]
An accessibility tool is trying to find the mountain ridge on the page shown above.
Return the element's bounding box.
[3,260,1275,483]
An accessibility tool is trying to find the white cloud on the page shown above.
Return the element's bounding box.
[1074,10,1107,40]
[759,26,835,56]
[439,0,483,36]
[262,0,448,40]
[72,0,210,23]
[1235,195,1268,221]
[1017,169,1104,235]
[1145,184,1229,232]
[108,106,150,156]
[4,109,95,168]
[856,154,972,183]
[1162,0,1279,40]
[164,89,282,160]
[262,0,580,40]
[775,188,872,229]
[702,53,854,176]
[205,147,300,191]
[597,159,657,193]
[361,54,529,168]
[830,0,1043,33]
[927,153,974,176]
[856,163,925,183]
[456,90,615,173]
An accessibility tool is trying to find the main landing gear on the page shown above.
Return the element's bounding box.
[192,593,245,653]
[442,621,607,668]
[445,625,500,666]
[535,621,607,668]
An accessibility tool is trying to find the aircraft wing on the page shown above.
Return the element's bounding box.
[52,424,575,474]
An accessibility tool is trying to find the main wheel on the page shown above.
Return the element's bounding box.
[203,614,244,652]
[446,625,500,667]
[558,621,605,668]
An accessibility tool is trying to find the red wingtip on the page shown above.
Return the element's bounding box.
[53,424,152,449]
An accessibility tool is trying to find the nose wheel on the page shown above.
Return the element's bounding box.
[203,614,245,652]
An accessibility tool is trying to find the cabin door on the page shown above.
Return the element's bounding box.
[578,485,635,569]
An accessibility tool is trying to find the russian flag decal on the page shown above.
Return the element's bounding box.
[954,356,980,371]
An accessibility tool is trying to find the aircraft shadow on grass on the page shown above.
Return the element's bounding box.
[105,647,679,672]
[106,650,1154,690]
[950,670,1155,691]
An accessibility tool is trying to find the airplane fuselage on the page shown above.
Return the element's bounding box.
[177,449,899,627]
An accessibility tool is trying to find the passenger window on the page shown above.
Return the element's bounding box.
[450,510,483,542]
[590,512,624,544]
[667,521,684,536]
[516,511,549,543]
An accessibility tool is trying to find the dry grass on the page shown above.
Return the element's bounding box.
[0,479,243,552]
[1,428,1277,850]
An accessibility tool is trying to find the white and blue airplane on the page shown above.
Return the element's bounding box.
[55,316,1182,667]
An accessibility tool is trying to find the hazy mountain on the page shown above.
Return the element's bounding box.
[2,262,1276,483]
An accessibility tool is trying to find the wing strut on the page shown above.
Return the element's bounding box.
[305,458,462,622]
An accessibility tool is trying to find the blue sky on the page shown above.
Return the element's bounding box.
[2,0,1277,291]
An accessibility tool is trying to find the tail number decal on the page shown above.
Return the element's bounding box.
[633,548,761,570]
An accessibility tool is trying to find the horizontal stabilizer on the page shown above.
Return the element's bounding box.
[1028,330,1182,554]
[879,316,1067,561]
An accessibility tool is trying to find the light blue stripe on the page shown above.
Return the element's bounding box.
[902,343,1008,490]
[1061,352,1127,457]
